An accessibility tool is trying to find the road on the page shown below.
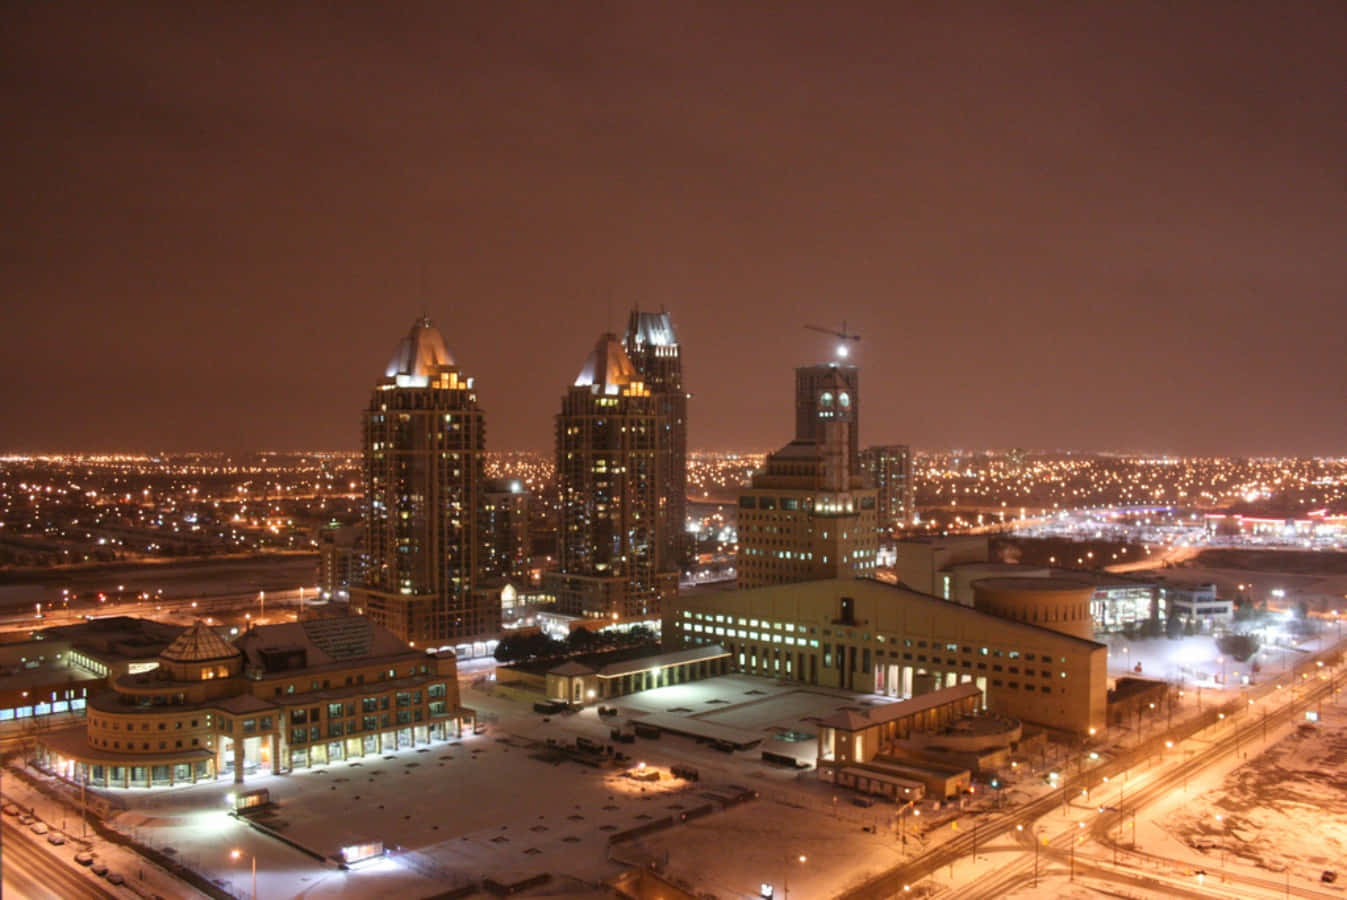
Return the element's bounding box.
[839,647,1342,899]
[0,585,321,634]
[1,817,116,900]
[957,664,1342,900]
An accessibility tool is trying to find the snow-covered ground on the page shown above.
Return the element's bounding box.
[18,628,1339,900]
[52,674,908,899]
[1104,626,1338,690]
[1156,698,1347,883]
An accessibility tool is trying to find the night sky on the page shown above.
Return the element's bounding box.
[6,3,1345,456]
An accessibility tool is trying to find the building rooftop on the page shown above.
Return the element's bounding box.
[972,576,1096,593]
[36,616,183,664]
[384,315,456,380]
[235,616,412,673]
[625,309,678,348]
[160,620,242,664]
[596,643,729,679]
[573,332,640,390]
[819,682,982,731]
[677,577,1107,649]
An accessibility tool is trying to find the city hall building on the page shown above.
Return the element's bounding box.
[37,616,472,789]
[666,577,1107,736]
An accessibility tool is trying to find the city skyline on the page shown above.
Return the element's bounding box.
[6,4,1345,457]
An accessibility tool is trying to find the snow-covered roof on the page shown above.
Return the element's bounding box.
[819,682,982,732]
[596,644,729,678]
[548,661,596,677]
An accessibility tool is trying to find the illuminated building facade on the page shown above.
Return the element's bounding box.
[36,617,470,789]
[351,317,498,645]
[479,477,531,583]
[860,444,915,532]
[738,364,878,588]
[624,307,689,567]
[795,363,860,467]
[317,522,364,603]
[548,332,679,619]
[665,577,1108,736]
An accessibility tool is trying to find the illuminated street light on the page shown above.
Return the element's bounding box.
[230,849,256,900]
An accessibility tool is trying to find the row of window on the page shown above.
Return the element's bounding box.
[91,715,208,732]
[679,611,1069,665]
[93,736,203,751]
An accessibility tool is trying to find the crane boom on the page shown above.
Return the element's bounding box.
[804,320,861,342]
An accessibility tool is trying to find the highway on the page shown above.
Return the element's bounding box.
[1,817,116,900]
[0,585,318,634]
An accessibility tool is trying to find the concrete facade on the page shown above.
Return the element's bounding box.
[666,577,1108,736]
[892,535,991,600]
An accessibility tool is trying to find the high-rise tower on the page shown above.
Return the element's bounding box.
[624,308,688,567]
[351,316,497,645]
[546,332,679,619]
[795,363,860,469]
[738,363,877,588]
[861,444,915,532]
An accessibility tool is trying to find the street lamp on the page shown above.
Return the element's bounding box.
[782,853,806,899]
[230,849,256,900]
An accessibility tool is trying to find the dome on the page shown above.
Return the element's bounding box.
[160,620,241,664]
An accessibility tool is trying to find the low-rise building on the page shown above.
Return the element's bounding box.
[665,577,1107,736]
[544,644,731,705]
[891,536,990,600]
[1156,579,1231,627]
[36,615,472,789]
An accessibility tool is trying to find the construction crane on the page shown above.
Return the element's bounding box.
[804,321,861,358]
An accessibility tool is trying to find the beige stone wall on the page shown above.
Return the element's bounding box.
[669,578,1107,736]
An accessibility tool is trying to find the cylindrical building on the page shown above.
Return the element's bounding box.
[972,576,1096,641]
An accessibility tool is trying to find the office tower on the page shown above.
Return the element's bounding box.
[546,332,679,619]
[624,308,689,566]
[479,477,531,583]
[350,316,498,645]
[794,363,860,468]
[861,444,915,531]
[738,364,878,588]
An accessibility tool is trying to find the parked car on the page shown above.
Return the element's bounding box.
[46,833,65,846]
[29,822,48,835]
[75,852,95,866]
[2,804,20,817]
[91,862,109,877]
[1323,871,1338,884]
[106,873,125,885]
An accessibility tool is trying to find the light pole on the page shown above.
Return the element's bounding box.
[783,853,806,898]
[1018,824,1040,887]
[231,848,256,900]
